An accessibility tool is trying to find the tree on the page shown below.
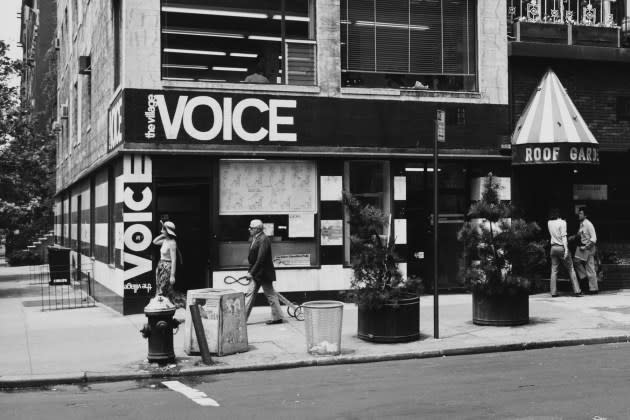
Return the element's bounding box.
[457,173,547,294]
[0,40,57,258]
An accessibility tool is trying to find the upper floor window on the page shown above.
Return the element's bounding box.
[341,0,477,92]
[161,0,317,85]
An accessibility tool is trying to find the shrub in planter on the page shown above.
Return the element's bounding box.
[457,173,547,326]
[343,192,423,342]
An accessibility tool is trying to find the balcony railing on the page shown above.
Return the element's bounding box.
[508,0,621,26]
[508,0,629,48]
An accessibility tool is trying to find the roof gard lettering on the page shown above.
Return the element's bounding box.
[524,146,561,162]
[151,94,296,142]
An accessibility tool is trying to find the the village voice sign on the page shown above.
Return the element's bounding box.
[125,90,297,143]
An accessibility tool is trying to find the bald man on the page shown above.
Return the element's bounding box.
[246,219,284,324]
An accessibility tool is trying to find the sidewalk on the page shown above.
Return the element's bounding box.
[1,265,630,388]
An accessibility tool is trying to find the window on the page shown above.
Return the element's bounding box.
[217,160,319,268]
[344,161,391,263]
[113,0,122,88]
[617,97,630,122]
[161,0,316,85]
[72,81,79,145]
[107,167,115,264]
[340,0,477,91]
[72,0,79,35]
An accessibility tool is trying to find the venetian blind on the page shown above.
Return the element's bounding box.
[341,0,476,75]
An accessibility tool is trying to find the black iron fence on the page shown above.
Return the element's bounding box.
[31,265,96,311]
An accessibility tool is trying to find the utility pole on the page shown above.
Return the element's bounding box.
[434,109,445,339]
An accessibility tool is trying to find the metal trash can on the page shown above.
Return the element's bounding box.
[303,300,344,356]
[47,246,71,285]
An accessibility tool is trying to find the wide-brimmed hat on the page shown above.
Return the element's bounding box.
[162,221,176,237]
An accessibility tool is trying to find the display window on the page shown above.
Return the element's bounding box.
[217,159,319,268]
[343,161,391,264]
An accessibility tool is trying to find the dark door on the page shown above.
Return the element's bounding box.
[155,183,210,293]
[406,164,466,291]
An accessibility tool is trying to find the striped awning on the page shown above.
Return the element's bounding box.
[512,69,599,165]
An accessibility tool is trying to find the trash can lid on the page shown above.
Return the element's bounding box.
[302,300,344,309]
[144,295,176,314]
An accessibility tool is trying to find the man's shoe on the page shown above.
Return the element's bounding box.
[587,290,599,295]
[551,294,559,298]
[574,292,583,297]
[265,319,285,325]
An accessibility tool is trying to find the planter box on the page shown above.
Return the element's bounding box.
[472,289,529,326]
[572,25,620,47]
[357,296,420,343]
[513,21,621,48]
[514,21,569,44]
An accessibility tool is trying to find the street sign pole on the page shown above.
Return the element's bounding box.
[434,110,445,339]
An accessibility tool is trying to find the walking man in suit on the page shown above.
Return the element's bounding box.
[245,219,285,324]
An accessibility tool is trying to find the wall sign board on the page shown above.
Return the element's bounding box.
[121,89,509,151]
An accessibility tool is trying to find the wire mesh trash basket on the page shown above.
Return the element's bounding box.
[303,300,344,356]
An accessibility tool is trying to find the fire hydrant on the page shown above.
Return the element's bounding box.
[140,295,180,364]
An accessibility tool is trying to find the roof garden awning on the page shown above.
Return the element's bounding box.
[511,69,599,165]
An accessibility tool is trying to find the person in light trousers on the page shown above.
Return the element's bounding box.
[548,208,582,297]
[573,207,599,294]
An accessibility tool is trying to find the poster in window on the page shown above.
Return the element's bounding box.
[321,219,343,246]
[219,160,317,214]
[288,213,314,238]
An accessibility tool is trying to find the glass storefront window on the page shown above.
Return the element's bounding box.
[161,0,316,85]
[344,161,391,263]
[217,160,319,268]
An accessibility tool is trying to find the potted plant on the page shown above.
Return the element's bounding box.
[457,173,547,326]
[343,192,423,342]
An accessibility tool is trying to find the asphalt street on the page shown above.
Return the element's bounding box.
[2,343,630,420]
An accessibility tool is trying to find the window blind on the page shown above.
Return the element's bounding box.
[341,0,476,75]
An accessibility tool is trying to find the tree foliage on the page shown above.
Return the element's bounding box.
[343,192,423,308]
[457,173,547,295]
[0,40,56,256]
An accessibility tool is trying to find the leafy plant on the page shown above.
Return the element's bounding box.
[457,173,547,295]
[343,192,423,308]
[0,40,57,258]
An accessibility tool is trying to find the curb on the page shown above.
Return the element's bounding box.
[2,335,629,390]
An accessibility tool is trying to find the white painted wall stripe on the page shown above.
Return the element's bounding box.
[95,180,108,207]
[94,223,108,247]
[394,219,407,245]
[394,176,406,201]
[162,381,220,407]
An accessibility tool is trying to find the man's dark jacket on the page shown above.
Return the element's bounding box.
[248,233,276,284]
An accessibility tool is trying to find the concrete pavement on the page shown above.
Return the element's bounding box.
[1,265,630,388]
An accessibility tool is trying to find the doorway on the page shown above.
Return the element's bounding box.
[405,163,467,291]
[155,183,210,293]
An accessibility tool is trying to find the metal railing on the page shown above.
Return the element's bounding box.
[31,265,96,311]
[508,0,620,26]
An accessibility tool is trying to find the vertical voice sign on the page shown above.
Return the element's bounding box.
[123,155,154,296]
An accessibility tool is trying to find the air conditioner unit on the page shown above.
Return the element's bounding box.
[78,56,91,75]
[60,104,69,119]
[51,120,62,133]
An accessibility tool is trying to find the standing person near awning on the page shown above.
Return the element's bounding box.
[548,208,582,297]
[573,208,599,294]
